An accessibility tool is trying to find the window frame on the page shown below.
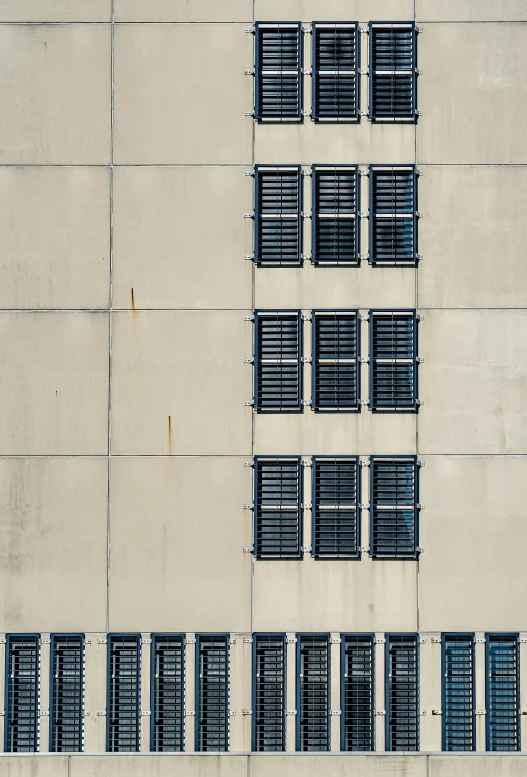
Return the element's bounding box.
[252,633,287,752]
[369,455,420,560]
[295,633,331,752]
[485,633,520,752]
[106,633,141,754]
[369,309,419,412]
[254,310,303,412]
[255,22,304,123]
[195,634,230,753]
[312,456,361,560]
[385,633,419,752]
[312,165,360,267]
[150,633,185,753]
[340,634,375,752]
[254,165,303,267]
[254,456,303,560]
[441,633,476,753]
[311,22,360,123]
[49,633,84,753]
[4,633,40,753]
[368,21,418,123]
[369,165,418,267]
[312,309,361,412]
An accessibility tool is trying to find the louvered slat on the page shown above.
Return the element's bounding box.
[297,636,330,751]
[386,635,419,752]
[313,167,358,265]
[313,25,358,120]
[313,312,359,409]
[486,635,519,751]
[152,635,184,752]
[255,168,302,265]
[108,635,140,752]
[5,635,39,753]
[370,24,416,121]
[256,24,302,120]
[342,636,374,751]
[255,312,302,410]
[371,458,418,558]
[51,635,83,753]
[370,312,418,410]
[443,635,474,752]
[313,458,359,558]
[370,167,416,265]
[197,636,228,752]
[254,635,286,751]
[255,458,302,559]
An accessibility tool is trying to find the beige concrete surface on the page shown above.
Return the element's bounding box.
[114,24,252,165]
[83,635,109,753]
[419,635,441,751]
[417,0,527,22]
[0,312,109,455]
[429,755,527,777]
[115,0,252,22]
[253,1,414,20]
[0,167,110,310]
[0,758,69,777]
[0,25,110,165]
[113,167,252,310]
[0,0,110,21]
[71,755,249,777]
[252,755,427,777]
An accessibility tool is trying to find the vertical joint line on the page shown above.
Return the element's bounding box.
[107,0,115,635]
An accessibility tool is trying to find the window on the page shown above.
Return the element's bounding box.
[255,167,302,266]
[312,166,359,265]
[312,457,360,559]
[369,23,417,121]
[486,635,520,751]
[312,23,359,121]
[151,635,184,752]
[196,635,229,752]
[253,635,286,752]
[107,635,141,753]
[312,311,360,410]
[296,635,330,751]
[341,635,374,751]
[370,457,419,559]
[50,635,84,753]
[385,635,419,752]
[5,635,39,753]
[254,457,302,559]
[369,311,419,411]
[370,166,418,266]
[255,23,303,121]
[442,634,475,752]
[254,311,302,411]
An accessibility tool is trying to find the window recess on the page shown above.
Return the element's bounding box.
[486,634,520,752]
[296,635,330,751]
[312,311,360,411]
[151,635,184,753]
[312,457,360,559]
[5,635,40,753]
[312,23,359,121]
[370,166,418,266]
[255,23,303,121]
[254,311,302,411]
[385,635,419,752]
[370,457,419,559]
[107,635,141,753]
[369,23,417,122]
[254,457,303,560]
[341,635,374,751]
[253,635,286,751]
[255,166,303,266]
[369,310,419,411]
[442,634,475,752]
[312,166,359,266]
[196,635,229,752]
[50,634,84,753]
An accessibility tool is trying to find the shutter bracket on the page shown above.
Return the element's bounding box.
[244,69,255,76]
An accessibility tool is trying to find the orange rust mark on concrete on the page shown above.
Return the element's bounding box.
[168,415,172,455]
[131,287,135,311]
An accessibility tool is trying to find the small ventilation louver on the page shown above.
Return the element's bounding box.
[386,635,419,752]
[341,635,374,751]
[370,457,419,559]
[443,635,475,752]
[5,635,39,753]
[255,167,302,266]
[255,312,302,410]
[253,635,286,752]
[254,458,302,559]
[50,635,84,753]
[297,635,330,751]
[312,312,360,410]
[369,23,417,121]
[255,24,302,121]
[370,167,417,266]
[107,635,141,753]
[486,635,520,751]
[312,24,359,120]
[312,167,359,265]
[370,311,418,411]
[196,636,229,752]
[313,458,360,558]
[151,635,184,752]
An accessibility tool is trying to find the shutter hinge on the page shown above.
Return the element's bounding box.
[416,357,424,363]
[244,400,254,406]
[141,710,151,716]
[360,547,369,553]
[359,314,368,321]
[97,639,107,644]
[302,400,311,407]
[244,461,254,467]
[417,27,423,33]
[416,169,424,176]
[420,710,427,716]
[141,638,152,644]
[244,315,254,321]
[244,255,255,261]
[244,357,254,364]
[359,211,369,218]
[420,637,427,644]
[417,314,424,321]
[242,709,253,715]
[245,27,255,33]
[432,710,442,715]
[39,710,50,717]
[301,169,312,177]
[0,712,4,717]
[358,110,368,116]
[361,254,370,261]
[287,638,297,644]
[359,68,369,76]
[415,68,423,75]
[0,639,5,644]
[301,212,312,219]
[330,638,342,644]
[245,171,254,177]
[97,710,106,716]
[359,357,369,364]
[230,638,236,645]
[244,212,254,219]
[359,503,370,510]
[286,710,298,715]
[302,110,312,118]
[302,314,312,321]
[359,399,369,406]
[416,547,425,554]
[84,639,91,645]
[358,169,369,177]
[415,110,423,117]
[418,460,425,467]
[416,399,425,406]
[375,710,386,716]
[417,504,425,510]
[302,26,312,34]
[302,68,312,76]
[302,357,312,364]
[431,637,441,643]
[359,27,369,34]
[520,638,527,643]
[302,460,312,468]
[375,638,386,644]
[243,504,254,510]
[229,710,237,717]
[245,111,255,117]
[475,637,486,643]
[302,254,312,261]
[185,638,196,645]
[331,710,342,716]
[359,460,370,468]
[243,546,254,553]
[244,69,255,76]
[302,546,312,554]
[243,638,253,644]
[301,504,312,511]
[475,710,486,716]
[415,211,423,218]
[185,710,196,716]
[41,639,51,644]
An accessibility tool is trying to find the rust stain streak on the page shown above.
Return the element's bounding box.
[168,415,172,456]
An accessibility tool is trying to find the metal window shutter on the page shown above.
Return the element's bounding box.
[51,635,83,753]
[255,168,302,266]
[342,635,374,752]
[486,635,520,752]
[152,635,184,753]
[370,167,416,266]
[443,635,474,752]
[108,635,141,753]
[255,312,302,410]
[312,24,358,120]
[256,24,302,121]
[370,24,416,121]
[255,458,302,559]
[313,458,359,559]
[386,635,419,752]
[197,636,229,752]
[312,167,359,265]
[371,457,418,559]
[312,312,359,410]
[5,635,39,753]
[254,635,286,752]
[298,636,330,752]
[370,311,418,410]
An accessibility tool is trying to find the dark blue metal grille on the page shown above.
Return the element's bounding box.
[5,635,39,753]
[370,24,416,121]
[107,635,140,753]
[313,458,359,558]
[371,457,418,559]
[341,636,374,751]
[254,635,286,751]
[196,636,228,752]
[386,635,419,752]
[312,312,359,410]
[370,311,418,410]
[255,167,302,266]
[443,635,474,752]
[370,167,416,265]
[151,635,184,752]
[297,636,330,752]
[255,458,302,559]
[255,24,302,121]
[255,312,302,410]
[486,635,520,752]
[51,635,83,753]
[313,24,358,120]
[312,167,359,265]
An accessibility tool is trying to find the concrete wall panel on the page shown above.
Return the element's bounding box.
[252,755,427,777]
[417,1,527,22]
[0,758,69,777]
[115,0,252,22]
[71,755,248,777]
[253,1,414,21]
[429,755,527,777]
[0,0,110,21]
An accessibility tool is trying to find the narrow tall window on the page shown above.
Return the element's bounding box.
[312,167,359,266]
[370,166,417,266]
[254,312,302,411]
[5,635,39,753]
[442,635,475,752]
[196,635,229,752]
[254,457,302,559]
[255,23,302,121]
[369,23,417,122]
[486,635,520,751]
[255,167,302,266]
[312,24,359,121]
[296,635,330,751]
[370,457,419,559]
[151,635,184,752]
[370,311,418,411]
[312,311,360,410]
[312,457,360,559]
[107,635,141,753]
[50,635,84,753]
[341,635,374,751]
[253,635,286,752]
[386,635,419,752]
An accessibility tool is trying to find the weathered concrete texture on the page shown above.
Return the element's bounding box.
[115,0,252,23]
[253,1,414,22]
[417,0,527,22]
[0,0,111,22]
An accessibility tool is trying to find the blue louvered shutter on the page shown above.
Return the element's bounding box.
[255,24,302,121]
[313,458,360,558]
[312,167,359,265]
[312,312,360,410]
[255,312,302,410]
[107,635,141,752]
[255,167,302,266]
[5,635,39,753]
[254,458,302,559]
[369,23,417,121]
[151,635,184,752]
[370,457,419,559]
[370,167,417,265]
[486,635,520,751]
[312,24,359,120]
[253,635,286,751]
[196,636,229,752]
[341,635,374,751]
[297,635,330,752]
[442,635,475,752]
[370,311,418,410]
[51,635,84,753]
[386,635,419,752]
